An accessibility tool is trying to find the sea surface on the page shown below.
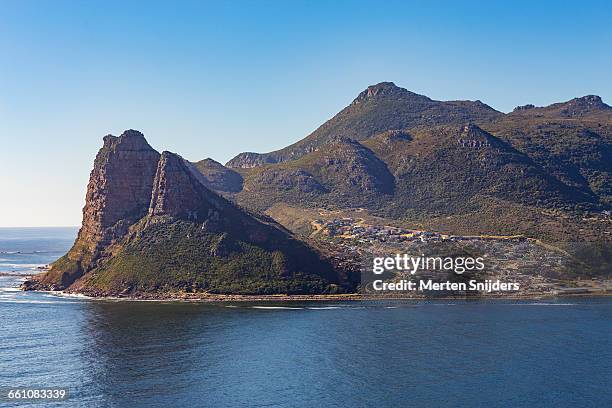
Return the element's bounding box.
[0,227,610,408]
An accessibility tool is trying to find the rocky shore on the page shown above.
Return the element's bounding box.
[20,272,611,302]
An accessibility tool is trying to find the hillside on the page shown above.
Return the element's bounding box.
[192,158,243,198]
[365,124,596,214]
[483,96,612,207]
[237,138,395,211]
[214,85,611,271]
[230,123,607,241]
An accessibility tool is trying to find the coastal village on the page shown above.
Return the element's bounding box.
[309,211,611,298]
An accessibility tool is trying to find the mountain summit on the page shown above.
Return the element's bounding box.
[350,81,426,104]
[226,82,501,168]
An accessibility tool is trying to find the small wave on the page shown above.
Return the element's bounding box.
[524,303,576,306]
[0,299,80,304]
[46,291,94,300]
[306,306,341,310]
[0,251,20,254]
[0,287,21,292]
[500,302,577,306]
[0,263,46,269]
[250,306,304,310]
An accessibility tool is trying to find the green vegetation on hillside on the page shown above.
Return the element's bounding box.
[76,218,343,295]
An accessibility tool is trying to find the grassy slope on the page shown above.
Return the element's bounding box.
[71,215,347,296]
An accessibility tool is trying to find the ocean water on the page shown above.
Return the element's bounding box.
[0,228,610,408]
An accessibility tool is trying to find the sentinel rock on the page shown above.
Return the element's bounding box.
[38,130,160,288]
[80,130,160,250]
[32,130,347,295]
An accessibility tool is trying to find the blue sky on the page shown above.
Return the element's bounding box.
[0,0,610,226]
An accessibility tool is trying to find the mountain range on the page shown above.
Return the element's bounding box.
[218,83,610,242]
[30,82,611,296]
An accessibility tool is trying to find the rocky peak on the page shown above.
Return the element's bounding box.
[103,129,153,151]
[561,95,610,114]
[79,131,160,252]
[351,82,425,105]
[515,95,612,118]
[513,104,536,112]
[461,123,489,138]
[149,151,224,219]
[40,130,162,288]
[456,124,494,148]
[199,158,222,167]
[226,151,277,169]
[364,81,399,96]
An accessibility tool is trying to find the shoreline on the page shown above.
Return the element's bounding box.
[19,272,611,303]
[26,288,612,303]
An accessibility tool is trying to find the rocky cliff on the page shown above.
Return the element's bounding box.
[38,130,160,288]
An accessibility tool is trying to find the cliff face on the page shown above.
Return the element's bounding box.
[39,130,160,288]
[35,132,346,295]
[79,130,160,251]
[149,152,212,218]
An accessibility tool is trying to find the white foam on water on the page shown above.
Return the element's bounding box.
[0,263,46,269]
[306,306,342,310]
[0,287,21,292]
[46,291,94,300]
[521,303,576,306]
[250,306,304,310]
[0,299,80,304]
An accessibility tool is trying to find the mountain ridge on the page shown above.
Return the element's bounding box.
[226,82,502,168]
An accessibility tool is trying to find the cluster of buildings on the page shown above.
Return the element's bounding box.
[313,218,526,245]
[315,216,612,297]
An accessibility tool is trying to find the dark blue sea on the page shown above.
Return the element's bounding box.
[0,228,610,408]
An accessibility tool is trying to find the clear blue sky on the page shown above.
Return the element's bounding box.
[0,0,610,226]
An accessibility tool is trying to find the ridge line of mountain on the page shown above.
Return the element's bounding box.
[225,82,610,169]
